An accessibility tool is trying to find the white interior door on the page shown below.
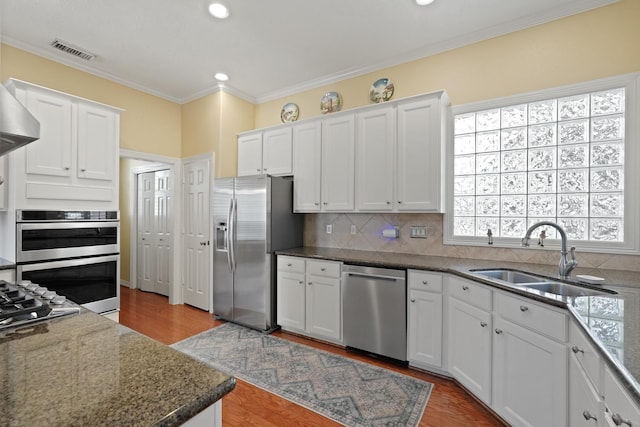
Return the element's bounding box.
[154,169,172,296]
[182,158,211,311]
[137,171,155,292]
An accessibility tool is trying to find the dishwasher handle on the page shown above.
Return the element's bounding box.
[345,272,404,282]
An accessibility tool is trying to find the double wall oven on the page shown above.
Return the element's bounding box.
[15,210,120,314]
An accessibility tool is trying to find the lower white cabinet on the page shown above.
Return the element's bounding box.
[492,307,568,427]
[447,293,492,404]
[569,352,602,426]
[276,256,342,343]
[603,365,640,427]
[407,270,443,369]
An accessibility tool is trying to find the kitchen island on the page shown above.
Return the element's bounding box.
[0,309,235,426]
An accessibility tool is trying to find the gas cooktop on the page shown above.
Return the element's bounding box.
[0,280,81,330]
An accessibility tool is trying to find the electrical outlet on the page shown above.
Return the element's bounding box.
[410,226,427,238]
[350,225,357,235]
[326,224,332,234]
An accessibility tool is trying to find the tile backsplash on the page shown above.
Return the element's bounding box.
[304,213,640,272]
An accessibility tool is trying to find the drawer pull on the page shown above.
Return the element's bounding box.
[495,328,503,334]
[612,413,632,426]
[519,305,529,312]
[480,321,487,327]
[422,280,428,285]
[287,263,292,267]
[308,282,312,286]
[298,281,303,285]
[582,410,597,422]
[572,345,584,354]
[462,285,469,291]
[410,298,416,303]
[321,267,326,271]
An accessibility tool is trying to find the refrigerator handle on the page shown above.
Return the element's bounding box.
[229,197,237,272]
[225,198,234,272]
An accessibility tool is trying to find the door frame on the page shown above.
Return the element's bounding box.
[120,149,182,304]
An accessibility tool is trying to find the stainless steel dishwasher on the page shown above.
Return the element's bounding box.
[342,264,407,361]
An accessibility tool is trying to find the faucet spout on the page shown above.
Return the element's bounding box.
[522,221,578,278]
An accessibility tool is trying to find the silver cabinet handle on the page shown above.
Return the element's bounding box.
[308,282,312,286]
[314,202,320,206]
[287,263,292,267]
[462,285,469,291]
[410,298,416,303]
[386,201,390,204]
[495,329,503,334]
[582,410,597,422]
[0,176,4,185]
[80,168,86,172]
[520,305,529,312]
[422,280,428,285]
[323,202,328,205]
[397,201,402,204]
[298,281,303,284]
[64,166,70,170]
[572,345,584,354]
[612,413,632,426]
[321,267,326,271]
[256,168,261,172]
[480,321,487,327]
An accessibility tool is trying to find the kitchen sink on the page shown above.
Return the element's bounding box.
[471,269,547,284]
[470,268,616,298]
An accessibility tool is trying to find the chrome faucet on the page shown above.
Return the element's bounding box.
[521,221,577,278]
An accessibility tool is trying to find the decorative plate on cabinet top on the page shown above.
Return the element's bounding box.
[369,78,394,103]
[280,102,299,123]
[320,92,342,114]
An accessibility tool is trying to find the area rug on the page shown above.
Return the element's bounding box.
[171,322,432,427]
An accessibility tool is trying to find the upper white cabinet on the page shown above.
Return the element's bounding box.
[292,121,322,211]
[321,114,355,211]
[237,127,292,176]
[4,79,122,210]
[396,95,446,211]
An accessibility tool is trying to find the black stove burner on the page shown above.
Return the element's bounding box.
[0,280,80,329]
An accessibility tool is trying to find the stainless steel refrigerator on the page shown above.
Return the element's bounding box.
[212,175,303,332]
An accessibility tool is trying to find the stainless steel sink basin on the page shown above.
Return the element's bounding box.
[471,269,548,284]
[470,268,615,298]
[523,282,609,297]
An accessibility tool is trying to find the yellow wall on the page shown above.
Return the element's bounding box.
[255,0,640,128]
[0,44,182,158]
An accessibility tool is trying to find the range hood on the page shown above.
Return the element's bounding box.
[0,83,40,156]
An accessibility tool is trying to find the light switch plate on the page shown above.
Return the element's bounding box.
[350,225,357,235]
[326,224,332,234]
[410,226,427,238]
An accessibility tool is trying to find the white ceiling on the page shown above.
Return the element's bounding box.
[0,0,617,104]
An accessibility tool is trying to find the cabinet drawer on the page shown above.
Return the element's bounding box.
[447,277,492,311]
[569,319,601,390]
[277,256,305,274]
[496,292,567,342]
[307,260,341,278]
[408,270,442,292]
[604,366,640,427]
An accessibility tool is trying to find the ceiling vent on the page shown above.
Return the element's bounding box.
[50,39,96,61]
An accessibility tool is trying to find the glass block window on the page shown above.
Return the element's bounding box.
[453,88,626,242]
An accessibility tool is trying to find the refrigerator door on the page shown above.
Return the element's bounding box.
[233,175,269,330]
[212,177,235,320]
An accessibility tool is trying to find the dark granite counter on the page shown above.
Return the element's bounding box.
[0,257,15,270]
[0,310,236,427]
[277,247,640,403]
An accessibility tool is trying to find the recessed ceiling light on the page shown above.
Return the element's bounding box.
[208,3,229,19]
[214,72,229,82]
[415,0,435,5]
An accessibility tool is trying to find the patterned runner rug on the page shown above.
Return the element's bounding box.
[172,322,432,427]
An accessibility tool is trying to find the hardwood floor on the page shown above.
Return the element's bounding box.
[119,286,505,426]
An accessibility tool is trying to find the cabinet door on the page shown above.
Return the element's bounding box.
[77,102,117,181]
[321,114,355,211]
[262,127,292,175]
[306,275,341,341]
[493,317,568,427]
[237,133,263,176]
[396,97,442,211]
[356,107,395,211]
[276,271,306,331]
[569,354,601,427]
[603,366,640,427]
[407,288,442,369]
[25,89,73,177]
[447,297,492,404]
[292,121,322,212]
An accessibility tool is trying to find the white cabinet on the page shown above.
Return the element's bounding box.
[356,106,395,211]
[276,256,342,343]
[292,121,322,211]
[321,114,355,211]
[603,366,640,427]
[446,277,493,404]
[4,79,121,210]
[237,128,292,176]
[396,95,447,212]
[492,294,568,427]
[407,270,443,370]
[569,351,602,426]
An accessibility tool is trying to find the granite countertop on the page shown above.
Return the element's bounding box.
[0,310,236,427]
[278,247,640,403]
[0,257,15,270]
